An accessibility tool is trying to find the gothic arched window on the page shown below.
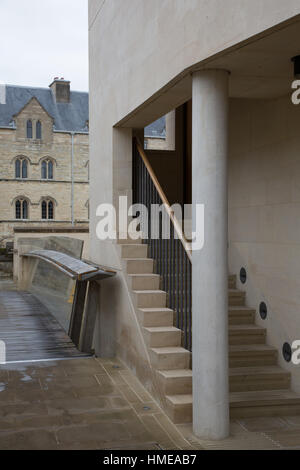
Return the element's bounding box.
[15,159,21,179]
[41,161,47,179]
[26,120,33,139]
[41,199,54,220]
[22,200,28,219]
[48,200,54,220]
[41,159,54,180]
[48,160,53,180]
[22,159,28,179]
[15,158,28,179]
[36,121,42,140]
[15,198,29,220]
[15,200,21,219]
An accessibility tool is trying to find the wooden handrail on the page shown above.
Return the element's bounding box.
[135,138,192,262]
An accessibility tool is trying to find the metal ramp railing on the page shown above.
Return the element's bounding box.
[21,249,116,354]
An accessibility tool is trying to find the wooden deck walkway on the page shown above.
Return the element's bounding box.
[0,290,90,363]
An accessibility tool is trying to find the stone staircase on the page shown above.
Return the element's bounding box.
[118,239,300,424]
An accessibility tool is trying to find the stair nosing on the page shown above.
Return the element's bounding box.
[144,326,181,333]
[230,389,300,407]
[134,290,166,294]
[139,307,174,313]
[151,347,190,354]
[229,344,277,352]
[129,273,160,278]
[124,258,153,262]
[229,325,266,331]
[229,365,291,376]
[158,370,193,378]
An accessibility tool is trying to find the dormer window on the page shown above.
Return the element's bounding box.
[36,121,42,140]
[26,120,33,139]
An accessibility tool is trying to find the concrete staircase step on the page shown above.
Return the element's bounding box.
[124,258,154,274]
[129,274,160,290]
[133,290,167,308]
[118,244,148,259]
[229,344,278,367]
[230,389,300,419]
[229,289,246,306]
[138,308,174,327]
[117,236,142,245]
[150,347,191,370]
[165,394,193,424]
[229,366,291,392]
[165,388,300,423]
[166,385,300,423]
[144,327,182,348]
[229,324,266,345]
[228,275,236,289]
[161,274,235,285]
[229,306,256,325]
[158,369,192,395]
[118,238,300,425]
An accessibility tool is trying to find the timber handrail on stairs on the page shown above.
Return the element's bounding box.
[135,138,192,262]
[132,139,300,424]
[133,138,192,351]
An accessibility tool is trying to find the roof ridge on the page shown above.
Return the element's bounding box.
[5,84,51,91]
[5,84,88,94]
[0,85,89,132]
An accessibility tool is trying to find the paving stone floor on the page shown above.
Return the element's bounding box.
[1,356,300,450]
[1,281,300,450]
[0,357,195,450]
[179,417,300,450]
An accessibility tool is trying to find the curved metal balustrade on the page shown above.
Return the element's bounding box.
[21,249,116,354]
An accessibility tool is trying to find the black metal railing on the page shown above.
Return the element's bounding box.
[133,139,192,351]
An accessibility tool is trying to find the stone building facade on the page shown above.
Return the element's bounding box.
[144,112,175,151]
[89,0,300,440]
[0,79,89,243]
[144,116,166,149]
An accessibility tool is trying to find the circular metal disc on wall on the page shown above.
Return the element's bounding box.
[259,302,268,320]
[240,267,247,284]
[282,342,292,363]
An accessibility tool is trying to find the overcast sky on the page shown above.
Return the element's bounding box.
[0,0,88,91]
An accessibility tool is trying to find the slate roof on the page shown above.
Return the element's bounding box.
[145,116,166,138]
[0,85,89,133]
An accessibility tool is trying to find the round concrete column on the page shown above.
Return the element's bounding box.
[192,69,229,440]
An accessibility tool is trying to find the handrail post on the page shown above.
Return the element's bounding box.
[69,280,88,347]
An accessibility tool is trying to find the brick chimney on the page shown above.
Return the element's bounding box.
[49,77,70,103]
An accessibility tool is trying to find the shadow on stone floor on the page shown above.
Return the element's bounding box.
[1,354,300,450]
[0,357,193,450]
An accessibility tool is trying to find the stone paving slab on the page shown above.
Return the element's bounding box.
[1,354,300,449]
[178,414,300,450]
[0,357,194,450]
